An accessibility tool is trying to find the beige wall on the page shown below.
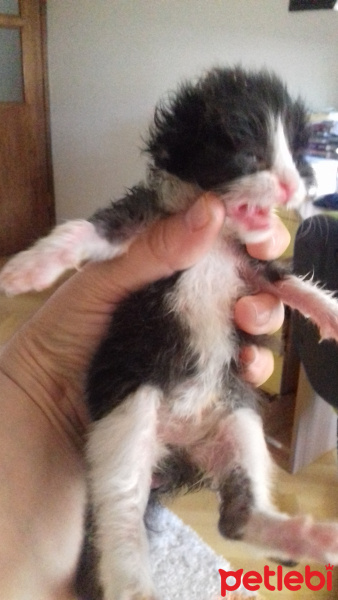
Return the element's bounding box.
[47,0,338,221]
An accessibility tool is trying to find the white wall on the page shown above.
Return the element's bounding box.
[47,0,338,221]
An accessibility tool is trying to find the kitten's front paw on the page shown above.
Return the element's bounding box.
[0,249,65,295]
[0,220,93,295]
[319,311,338,342]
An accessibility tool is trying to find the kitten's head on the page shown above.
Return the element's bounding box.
[146,67,313,243]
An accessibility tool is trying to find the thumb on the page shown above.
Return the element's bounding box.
[6,194,225,385]
[84,194,226,305]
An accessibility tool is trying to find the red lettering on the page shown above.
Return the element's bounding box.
[222,563,330,595]
[263,565,276,591]
[219,568,243,597]
[284,571,303,591]
[242,571,262,591]
[305,565,325,591]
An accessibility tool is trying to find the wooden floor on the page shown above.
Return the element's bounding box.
[1,285,338,599]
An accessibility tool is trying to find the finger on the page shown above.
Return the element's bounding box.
[18,195,225,373]
[234,292,284,336]
[82,194,226,305]
[240,345,274,387]
[246,214,290,260]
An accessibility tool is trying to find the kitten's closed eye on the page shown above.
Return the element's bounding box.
[245,153,269,172]
[228,152,270,180]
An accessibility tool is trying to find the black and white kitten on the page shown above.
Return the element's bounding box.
[1,67,338,600]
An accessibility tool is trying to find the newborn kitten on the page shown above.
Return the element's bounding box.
[1,67,338,600]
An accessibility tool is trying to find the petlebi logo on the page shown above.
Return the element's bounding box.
[218,563,333,596]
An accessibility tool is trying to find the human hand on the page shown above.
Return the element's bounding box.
[0,194,226,600]
[0,195,289,599]
[235,214,290,385]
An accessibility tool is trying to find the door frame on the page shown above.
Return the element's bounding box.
[0,0,54,254]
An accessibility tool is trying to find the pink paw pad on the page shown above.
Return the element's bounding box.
[0,220,93,295]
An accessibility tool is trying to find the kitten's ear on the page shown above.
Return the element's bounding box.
[145,84,208,182]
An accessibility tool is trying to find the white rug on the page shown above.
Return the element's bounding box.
[149,506,256,600]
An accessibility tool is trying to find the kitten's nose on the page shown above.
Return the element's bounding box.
[278,180,296,205]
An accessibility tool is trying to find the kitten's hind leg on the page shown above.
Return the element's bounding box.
[86,386,161,600]
[187,407,274,541]
[0,220,122,295]
[244,511,338,565]
[190,406,338,564]
[230,410,338,564]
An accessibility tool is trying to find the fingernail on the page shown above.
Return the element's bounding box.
[185,197,211,231]
[252,299,272,326]
[269,232,276,249]
[239,346,258,367]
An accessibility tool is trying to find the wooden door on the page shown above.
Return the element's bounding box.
[0,0,54,256]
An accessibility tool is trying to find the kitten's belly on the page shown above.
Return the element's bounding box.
[157,400,225,447]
